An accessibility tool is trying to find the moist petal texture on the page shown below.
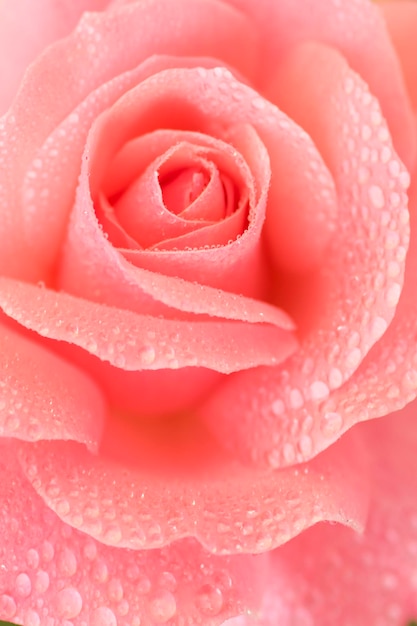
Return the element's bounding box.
[200,45,410,469]
[0,0,111,115]
[0,441,267,626]
[15,423,369,554]
[0,321,105,452]
[224,0,416,170]
[226,402,417,626]
[0,0,259,281]
[0,279,297,374]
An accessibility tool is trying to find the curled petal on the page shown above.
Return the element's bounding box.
[0,321,105,452]
[200,45,410,468]
[0,441,267,626]
[16,420,369,554]
[0,279,297,374]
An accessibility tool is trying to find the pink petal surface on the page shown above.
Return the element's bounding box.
[0,0,259,281]
[226,402,417,626]
[16,420,369,554]
[200,44,410,468]
[0,321,105,452]
[0,279,297,374]
[224,0,416,170]
[59,64,337,309]
[0,442,267,626]
[0,0,111,115]
[87,116,270,294]
[380,1,417,112]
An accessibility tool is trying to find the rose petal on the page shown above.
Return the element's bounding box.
[200,44,410,469]
[224,0,416,170]
[0,320,105,452]
[237,402,417,626]
[0,441,267,626]
[0,0,111,115]
[380,1,417,112]
[0,0,259,280]
[16,420,369,554]
[0,279,298,374]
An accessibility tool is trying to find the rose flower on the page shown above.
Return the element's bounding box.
[0,0,417,625]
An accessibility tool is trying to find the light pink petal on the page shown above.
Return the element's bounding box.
[0,441,266,626]
[200,44,410,469]
[86,104,270,292]
[16,420,369,554]
[238,402,417,626]
[59,65,336,314]
[0,279,297,374]
[380,1,417,112]
[224,0,416,170]
[0,320,105,452]
[0,0,111,115]
[0,0,258,281]
[111,136,251,250]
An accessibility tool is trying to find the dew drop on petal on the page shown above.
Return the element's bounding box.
[196,584,224,616]
[91,606,117,626]
[320,412,343,437]
[56,587,83,619]
[16,572,32,597]
[148,590,177,623]
[0,594,17,619]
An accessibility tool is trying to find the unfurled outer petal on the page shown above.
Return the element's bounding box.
[15,422,369,554]
[228,401,417,626]
[0,441,267,626]
[0,321,106,452]
[0,0,111,115]
[200,44,410,469]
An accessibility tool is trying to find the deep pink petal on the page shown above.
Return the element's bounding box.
[0,320,105,452]
[200,45,410,469]
[0,279,297,374]
[16,421,369,554]
[237,402,417,626]
[0,0,111,115]
[224,0,416,170]
[0,0,258,281]
[0,441,267,626]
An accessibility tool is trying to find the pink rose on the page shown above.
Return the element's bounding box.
[0,0,417,624]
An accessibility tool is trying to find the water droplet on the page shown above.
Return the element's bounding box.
[26,548,40,569]
[158,572,177,591]
[271,399,285,415]
[368,185,385,209]
[16,572,32,597]
[386,283,401,307]
[139,345,156,365]
[34,570,50,594]
[58,548,77,577]
[289,388,303,409]
[117,599,129,616]
[0,594,17,619]
[298,434,313,457]
[320,412,343,437]
[24,608,40,626]
[309,381,329,401]
[196,584,224,616]
[91,607,117,626]
[41,540,54,562]
[282,442,296,464]
[92,559,109,583]
[136,574,152,594]
[148,590,177,623]
[104,525,122,544]
[346,348,362,370]
[56,587,83,619]
[108,578,124,602]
